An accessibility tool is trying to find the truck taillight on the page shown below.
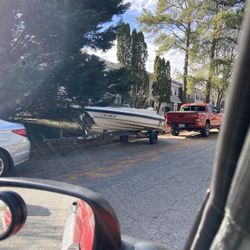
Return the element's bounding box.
[165,113,168,122]
[194,113,200,122]
[11,129,27,137]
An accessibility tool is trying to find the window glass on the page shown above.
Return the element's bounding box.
[181,106,190,111]
[180,106,205,111]
[196,106,206,111]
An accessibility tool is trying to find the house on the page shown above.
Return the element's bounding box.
[187,85,225,109]
[149,78,183,114]
[187,86,206,103]
[170,80,183,111]
[100,58,185,113]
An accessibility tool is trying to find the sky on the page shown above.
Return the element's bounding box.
[86,0,184,75]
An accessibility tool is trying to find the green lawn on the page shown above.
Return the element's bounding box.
[14,118,83,143]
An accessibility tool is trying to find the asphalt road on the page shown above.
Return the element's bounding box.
[11,131,218,250]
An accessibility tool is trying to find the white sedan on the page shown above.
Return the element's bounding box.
[0,119,30,176]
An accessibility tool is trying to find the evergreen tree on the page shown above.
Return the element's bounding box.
[131,30,148,70]
[152,56,171,113]
[117,23,131,67]
[106,67,133,103]
[116,24,149,108]
[0,0,129,117]
[61,54,108,106]
[19,0,129,54]
[130,29,149,108]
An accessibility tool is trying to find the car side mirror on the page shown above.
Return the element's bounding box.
[0,191,27,240]
[0,178,121,250]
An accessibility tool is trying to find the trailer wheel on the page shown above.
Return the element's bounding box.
[149,131,158,144]
[120,135,129,143]
[102,130,110,139]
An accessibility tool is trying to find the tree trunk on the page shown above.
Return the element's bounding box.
[206,1,219,103]
[183,23,191,103]
[157,101,162,114]
[206,38,216,103]
[216,91,223,111]
[130,85,136,107]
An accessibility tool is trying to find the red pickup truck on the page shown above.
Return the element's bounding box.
[166,103,223,137]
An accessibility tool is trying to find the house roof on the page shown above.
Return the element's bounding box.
[172,79,183,87]
[103,60,121,70]
[170,95,182,104]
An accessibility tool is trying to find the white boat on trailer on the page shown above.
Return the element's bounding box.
[84,106,165,144]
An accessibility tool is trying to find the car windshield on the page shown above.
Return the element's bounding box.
[0,0,246,250]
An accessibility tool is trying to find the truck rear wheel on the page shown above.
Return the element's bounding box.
[171,126,179,136]
[201,122,210,137]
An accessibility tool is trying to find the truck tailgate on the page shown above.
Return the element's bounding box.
[167,112,198,124]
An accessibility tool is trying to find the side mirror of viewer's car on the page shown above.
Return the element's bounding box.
[0,178,168,250]
[0,191,27,241]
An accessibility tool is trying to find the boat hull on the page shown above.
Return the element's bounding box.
[85,107,165,132]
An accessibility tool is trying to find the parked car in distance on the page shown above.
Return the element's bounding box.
[0,119,30,176]
[166,103,223,137]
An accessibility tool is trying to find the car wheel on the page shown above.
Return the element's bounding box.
[171,126,179,136]
[201,122,210,137]
[0,151,10,176]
